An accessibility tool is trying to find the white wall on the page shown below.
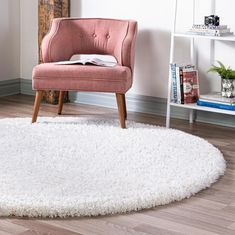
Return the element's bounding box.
[19,0,235,98]
[0,0,20,81]
[20,0,38,80]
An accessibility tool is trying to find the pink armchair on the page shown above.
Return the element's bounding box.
[32,18,138,128]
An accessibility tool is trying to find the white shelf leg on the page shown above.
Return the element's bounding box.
[189,0,197,125]
[166,87,171,127]
[166,67,173,128]
[166,0,178,128]
[189,37,197,123]
[210,0,215,65]
[189,109,195,124]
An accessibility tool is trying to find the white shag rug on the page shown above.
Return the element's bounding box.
[0,117,226,218]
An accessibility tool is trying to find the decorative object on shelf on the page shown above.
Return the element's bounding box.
[221,79,234,98]
[38,0,70,104]
[187,15,234,37]
[208,61,235,98]
[204,15,220,27]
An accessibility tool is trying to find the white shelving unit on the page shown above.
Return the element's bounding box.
[166,0,235,128]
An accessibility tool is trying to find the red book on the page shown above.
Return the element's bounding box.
[183,70,200,104]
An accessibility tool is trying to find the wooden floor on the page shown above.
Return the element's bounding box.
[0,94,234,235]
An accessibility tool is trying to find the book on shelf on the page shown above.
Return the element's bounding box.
[170,63,198,104]
[183,70,200,104]
[197,100,235,111]
[54,58,117,67]
[170,63,177,103]
[187,24,233,37]
[187,31,233,37]
[192,24,228,30]
[199,92,235,105]
[189,28,230,34]
[175,66,184,104]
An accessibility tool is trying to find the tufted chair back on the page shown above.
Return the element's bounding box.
[41,18,137,72]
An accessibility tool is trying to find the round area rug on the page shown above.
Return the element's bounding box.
[0,117,226,218]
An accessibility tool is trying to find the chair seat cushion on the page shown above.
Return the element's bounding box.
[32,63,132,93]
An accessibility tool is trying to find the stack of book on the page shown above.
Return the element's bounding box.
[197,92,235,111]
[187,24,233,37]
[170,64,200,104]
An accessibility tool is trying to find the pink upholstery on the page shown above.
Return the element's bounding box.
[32,18,137,93]
[33,63,132,93]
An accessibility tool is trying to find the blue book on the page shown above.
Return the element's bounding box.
[197,100,235,111]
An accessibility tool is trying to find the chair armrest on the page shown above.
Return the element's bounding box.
[121,21,138,72]
[41,18,74,63]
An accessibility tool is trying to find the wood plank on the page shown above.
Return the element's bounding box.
[11,220,81,235]
[0,220,28,235]
[42,219,148,235]
[134,224,183,235]
[130,214,220,235]
[228,222,235,230]
[143,209,234,234]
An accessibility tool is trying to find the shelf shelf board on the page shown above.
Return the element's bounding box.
[174,33,235,41]
[170,102,235,115]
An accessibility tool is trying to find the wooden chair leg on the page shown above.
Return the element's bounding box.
[116,93,126,128]
[122,94,127,119]
[58,91,65,115]
[32,90,43,123]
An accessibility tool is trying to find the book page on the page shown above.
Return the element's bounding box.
[54,60,84,65]
[88,58,116,67]
[54,57,117,67]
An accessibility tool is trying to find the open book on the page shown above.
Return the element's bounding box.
[54,58,117,67]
